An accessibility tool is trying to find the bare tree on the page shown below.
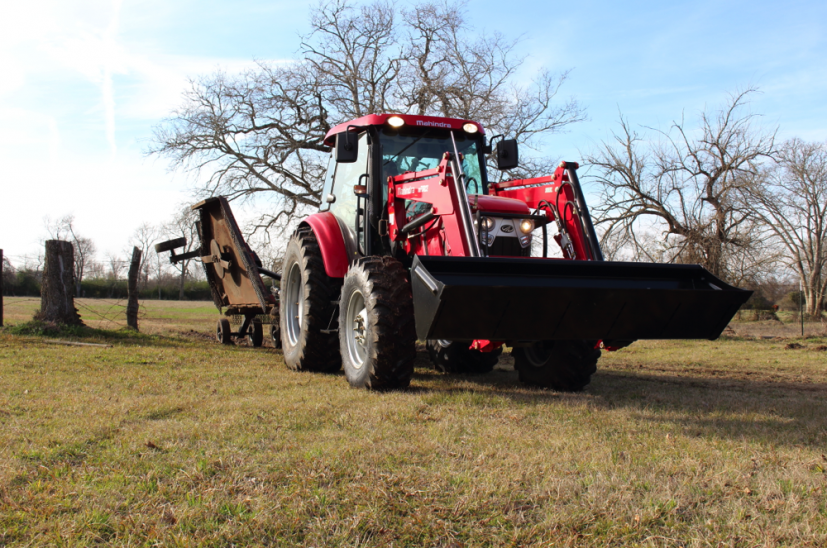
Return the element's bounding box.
[302,0,400,119]
[586,89,777,283]
[105,252,125,281]
[44,215,97,297]
[161,206,201,299]
[744,139,827,317]
[127,223,161,291]
[150,0,584,233]
[399,2,584,183]
[2,254,14,292]
[86,260,106,280]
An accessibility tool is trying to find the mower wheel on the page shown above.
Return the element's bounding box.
[216,318,232,345]
[155,237,187,253]
[247,318,263,347]
[339,256,416,390]
[513,340,600,392]
[269,324,282,349]
[279,228,342,372]
[426,340,500,374]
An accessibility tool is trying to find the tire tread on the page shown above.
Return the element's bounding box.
[514,340,600,391]
[340,257,416,389]
[280,229,342,372]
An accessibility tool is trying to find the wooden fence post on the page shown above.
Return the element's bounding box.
[39,240,82,325]
[126,247,142,330]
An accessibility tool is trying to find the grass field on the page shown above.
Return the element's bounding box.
[1,297,827,546]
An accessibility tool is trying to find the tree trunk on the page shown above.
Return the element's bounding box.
[179,267,186,300]
[126,247,142,330]
[38,240,82,325]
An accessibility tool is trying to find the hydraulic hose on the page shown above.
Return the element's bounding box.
[564,164,604,261]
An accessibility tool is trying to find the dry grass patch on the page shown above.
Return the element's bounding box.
[1,307,826,546]
[1,297,219,335]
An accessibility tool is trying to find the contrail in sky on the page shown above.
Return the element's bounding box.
[103,0,122,156]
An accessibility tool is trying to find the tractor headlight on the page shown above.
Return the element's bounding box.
[519,219,535,234]
[387,115,405,128]
[480,217,495,232]
[463,123,479,134]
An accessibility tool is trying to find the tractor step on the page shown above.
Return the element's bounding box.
[410,255,751,343]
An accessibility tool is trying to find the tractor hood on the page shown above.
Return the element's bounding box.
[469,194,530,215]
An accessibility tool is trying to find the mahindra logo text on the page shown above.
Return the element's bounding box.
[415,120,453,128]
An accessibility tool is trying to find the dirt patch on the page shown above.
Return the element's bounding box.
[178,329,215,342]
[785,343,805,350]
[813,345,827,352]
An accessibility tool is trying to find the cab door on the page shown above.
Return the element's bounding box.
[319,132,371,253]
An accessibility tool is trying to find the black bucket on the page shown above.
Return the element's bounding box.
[410,255,751,342]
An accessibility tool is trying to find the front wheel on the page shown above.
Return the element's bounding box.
[339,257,416,390]
[426,340,500,374]
[513,340,600,391]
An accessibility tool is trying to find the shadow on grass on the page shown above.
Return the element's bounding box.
[1,320,199,348]
[408,353,827,448]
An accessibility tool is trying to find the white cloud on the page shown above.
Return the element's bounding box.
[0,0,297,265]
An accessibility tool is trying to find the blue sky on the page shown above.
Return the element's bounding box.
[2,0,826,266]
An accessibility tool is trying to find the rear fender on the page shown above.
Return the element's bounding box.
[300,213,355,278]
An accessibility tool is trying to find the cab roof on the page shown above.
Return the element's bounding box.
[323,114,485,147]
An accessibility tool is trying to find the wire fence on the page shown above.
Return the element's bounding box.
[2,296,154,329]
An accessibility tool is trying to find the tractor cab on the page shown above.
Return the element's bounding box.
[320,113,530,259]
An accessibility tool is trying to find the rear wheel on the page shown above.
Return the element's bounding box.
[269,324,282,349]
[426,340,500,374]
[216,318,232,345]
[279,228,342,372]
[513,340,600,391]
[247,318,263,347]
[339,257,416,389]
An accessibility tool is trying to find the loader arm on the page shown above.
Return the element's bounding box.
[489,162,601,262]
[387,152,478,257]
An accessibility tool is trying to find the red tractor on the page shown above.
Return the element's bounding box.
[159,113,751,391]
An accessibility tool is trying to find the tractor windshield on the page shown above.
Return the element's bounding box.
[380,128,487,194]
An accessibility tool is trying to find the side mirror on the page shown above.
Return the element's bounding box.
[495,139,519,170]
[335,132,358,163]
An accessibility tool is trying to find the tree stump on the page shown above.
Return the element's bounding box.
[126,246,142,330]
[38,240,82,325]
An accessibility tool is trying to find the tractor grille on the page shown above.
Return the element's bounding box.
[487,237,530,257]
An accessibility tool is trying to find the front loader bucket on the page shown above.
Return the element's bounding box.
[410,256,751,342]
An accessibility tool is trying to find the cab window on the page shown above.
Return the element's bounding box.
[328,132,370,241]
[380,128,486,194]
